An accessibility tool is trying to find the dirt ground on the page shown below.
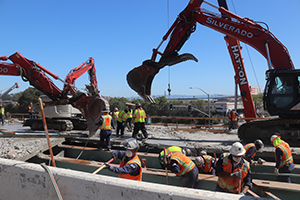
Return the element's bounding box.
[1,122,300,163]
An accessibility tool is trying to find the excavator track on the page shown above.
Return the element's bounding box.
[238,118,300,147]
[29,119,74,131]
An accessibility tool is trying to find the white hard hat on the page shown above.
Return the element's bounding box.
[121,138,139,150]
[229,142,246,156]
[195,156,204,166]
[270,135,278,142]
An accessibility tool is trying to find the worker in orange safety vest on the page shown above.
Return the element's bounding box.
[271,134,294,183]
[28,103,34,119]
[96,108,115,151]
[163,151,199,188]
[243,139,264,166]
[104,138,142,181]
[194,151,216,175]
[215,142,251,195]
[227,109,240,131]
[158,146,191,169]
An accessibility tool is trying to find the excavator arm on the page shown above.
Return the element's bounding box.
[127,0,294,104]
[0,52,108,135]
[0,82,19,100]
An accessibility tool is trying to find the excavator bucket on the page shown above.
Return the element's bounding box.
[127,53,198,102]
[72,94,109,136]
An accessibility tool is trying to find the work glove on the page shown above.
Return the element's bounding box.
[103,163,111,170]
[251,161,259,167]
[274,168,279,176]
[122,122,126,127]
[112,151,118,159]
[257,158,266,165]
[230,170,242,179]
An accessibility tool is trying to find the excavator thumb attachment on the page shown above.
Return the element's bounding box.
[71,94,109,136]
[127,53,198,102]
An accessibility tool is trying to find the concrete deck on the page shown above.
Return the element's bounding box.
[0,158,266,200]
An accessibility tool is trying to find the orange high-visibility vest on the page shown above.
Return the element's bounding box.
[229,111,238,121]
[170,152,195,176]
[243,143,256,159]
[217,153,250,193]
[119,154,142,181]
[201,155,214,173]
[275,141,293,168]
[100,114,112,130]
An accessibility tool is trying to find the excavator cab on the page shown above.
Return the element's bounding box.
[264,69,300,119]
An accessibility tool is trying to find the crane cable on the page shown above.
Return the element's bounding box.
[230,0,260,88]
[167,0,172,97]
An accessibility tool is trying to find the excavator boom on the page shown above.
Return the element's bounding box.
[126,0,299,146]
[0,52,108,136]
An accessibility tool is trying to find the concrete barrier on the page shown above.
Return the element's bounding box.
[0,158,265,200]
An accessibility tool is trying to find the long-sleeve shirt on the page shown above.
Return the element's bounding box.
[166,160,181,174]
[215,153,252,188]
[109,150,140,176]
[244,146,256,163]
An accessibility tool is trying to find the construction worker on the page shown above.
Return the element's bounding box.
[104,138,142,181]
[243,139,264,166]
[215,142,251,195]
[271,134,294,183]
[113,107,119,124]
[132,103,148,140]
[28,103,34,119]
[125,103,133,132]
[163,151,199,188]
[194,151,216,175]
[96,108,115,151]
[0,105,4,125]
[228,109,239,130]
[116,108,128,137]
[158,146,191,169]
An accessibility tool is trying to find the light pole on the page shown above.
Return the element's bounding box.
[189,87,211,124]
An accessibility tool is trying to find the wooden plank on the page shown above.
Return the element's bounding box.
[252,179,300,191]
[252,182,281,200]
[247,189,260,197]
[59,144,159,158]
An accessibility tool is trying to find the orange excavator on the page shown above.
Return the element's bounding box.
[0,52,109,136]
[127,0,300,146]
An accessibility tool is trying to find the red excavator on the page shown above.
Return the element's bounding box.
[0,52,109,136]
[127,0,300,146]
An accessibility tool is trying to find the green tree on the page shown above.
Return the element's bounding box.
[17,87,44,113]
[108,97,129,112]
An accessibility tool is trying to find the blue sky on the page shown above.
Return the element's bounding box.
[1,0,300,99]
